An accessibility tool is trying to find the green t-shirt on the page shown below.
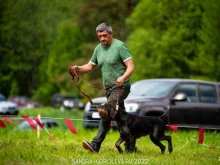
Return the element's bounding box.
[90,39,132,87]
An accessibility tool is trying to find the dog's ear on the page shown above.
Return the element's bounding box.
[110,103,118,118]
[110,109,118,118]
[106,102,118,118]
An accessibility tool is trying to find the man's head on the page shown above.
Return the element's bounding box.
[96,23,113,47]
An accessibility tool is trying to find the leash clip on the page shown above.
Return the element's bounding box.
[116,87,120,111]
[116,103,119,111]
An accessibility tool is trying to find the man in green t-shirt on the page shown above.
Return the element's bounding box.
[70,23,135,153]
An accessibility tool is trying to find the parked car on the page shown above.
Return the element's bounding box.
[15,119,59,130]
[0,94,19,115]
[9,96,40,109]
[83,79,220,130]
[51,93,84,111]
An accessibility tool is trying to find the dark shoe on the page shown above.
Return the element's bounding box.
[82,140,99,153]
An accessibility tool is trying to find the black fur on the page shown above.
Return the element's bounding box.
[97,103,173,154]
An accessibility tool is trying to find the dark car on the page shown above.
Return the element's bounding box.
[9,96,40,109]
[51,93,84,111]
[83,79,220,130]
[0,94,19,115]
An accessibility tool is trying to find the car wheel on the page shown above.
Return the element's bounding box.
[13,111,19,115]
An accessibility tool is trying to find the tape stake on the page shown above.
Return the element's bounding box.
[209,146,217,150]
[34,117,44,128]
[198,127,204,144]
[0,119,6,128]
[22,116,37,130]
[49,134,56,141]
[36,115,42,139]
[3,116,13,124]
[64,118,78,135]
[168,125,178,132]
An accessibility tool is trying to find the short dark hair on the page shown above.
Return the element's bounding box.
[96,23,113,34]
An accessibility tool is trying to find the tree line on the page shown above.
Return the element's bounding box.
[0,0,219,105]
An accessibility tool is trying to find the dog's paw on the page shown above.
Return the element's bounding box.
[168,147,173,153]
[161,147,166,154]
[118,150,123,154]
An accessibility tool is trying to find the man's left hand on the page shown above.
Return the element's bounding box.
[116,77,124,86]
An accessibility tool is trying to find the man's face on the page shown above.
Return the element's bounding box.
[97,30,113,47]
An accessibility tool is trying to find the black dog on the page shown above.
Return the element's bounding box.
[97,103,173,154]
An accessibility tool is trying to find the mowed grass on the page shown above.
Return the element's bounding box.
[0,107,220,165]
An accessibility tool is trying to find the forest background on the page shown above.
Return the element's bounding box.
[0,0,219,105]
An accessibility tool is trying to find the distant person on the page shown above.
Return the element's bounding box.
[70,23,135,153]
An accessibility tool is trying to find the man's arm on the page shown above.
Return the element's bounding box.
[116,59,135,86]
[71,62,96,73]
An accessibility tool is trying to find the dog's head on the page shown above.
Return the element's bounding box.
[97,103,118,118]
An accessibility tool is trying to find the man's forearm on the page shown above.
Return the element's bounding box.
[122,59,135,81]
[116,59,134,86]
[122,65,134,81]
[74,62,96,73]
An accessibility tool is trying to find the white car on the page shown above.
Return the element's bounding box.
[0,94,19,115]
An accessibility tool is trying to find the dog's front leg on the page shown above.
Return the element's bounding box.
[115,136,125,154]
[129,137,137,153]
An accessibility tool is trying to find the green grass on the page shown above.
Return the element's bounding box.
[0,107,220,165]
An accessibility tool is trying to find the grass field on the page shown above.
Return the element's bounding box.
[0,107,220,165]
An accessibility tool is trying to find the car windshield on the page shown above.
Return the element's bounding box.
[0,96,6,102]
[130,80,177,98]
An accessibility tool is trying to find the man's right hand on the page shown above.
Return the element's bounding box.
[69,65,78,76]
[71,65,78,71]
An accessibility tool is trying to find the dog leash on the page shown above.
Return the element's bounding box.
[116,87,120,110]
[69,66,120,105]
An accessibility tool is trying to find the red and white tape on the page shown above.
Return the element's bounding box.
[0,116,219,149]
[0,115,78,141]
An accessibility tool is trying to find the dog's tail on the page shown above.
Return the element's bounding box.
[158,106,170,121]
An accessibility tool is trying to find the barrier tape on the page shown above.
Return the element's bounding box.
[1,116,96,122]
[168,125,220,150]
[34,117,44,128]
[42,126,56,141]
[168,125,205,144]
[22,116,37,130]
[198,127,204,144]
[64,118,78,135]
[0,115,219,149]
[0,119,6,128]
[190,138,220,150]
[3,116,13,124]
[168,125,178,132]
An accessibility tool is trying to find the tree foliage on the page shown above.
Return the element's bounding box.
[0,0,79,103]
[127,0,220,82]
[0,0,219,105]
[194,0,220,80]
